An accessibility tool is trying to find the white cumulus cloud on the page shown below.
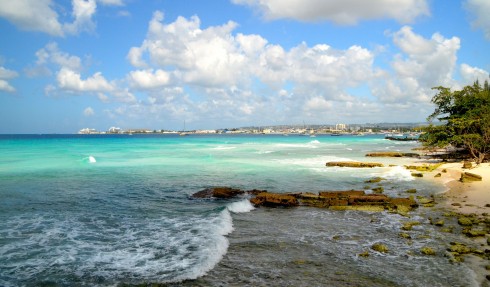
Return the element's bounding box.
[466,0,490,40]
[0,0,106,36]
[460,63,489,85]
[0,0,63,36]
[128,69,171,89]
[124,12,384,125]
[373,26,460,104]
[33,42,83,73]
[63,0,97,35]
[231,0,429,24]
[0,66,19,93]
[57,68,114,93]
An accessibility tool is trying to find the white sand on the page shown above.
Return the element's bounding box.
[430,161,490,214]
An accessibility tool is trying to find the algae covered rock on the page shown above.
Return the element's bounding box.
[371,243,389,253]
[405,189,417,194]
[365,152,420,158]
[401,221,421,231]
[326,161,384,168]
[359,250,370,257]
[462,228,487,237]
[458,216,474,226]
[399,232,412,239]
[448,242,472,254]
[460,172,482,182]
[420,247,436,256]
[434,220,444,227]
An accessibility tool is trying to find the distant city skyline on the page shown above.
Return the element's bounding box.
[1,0,490,133]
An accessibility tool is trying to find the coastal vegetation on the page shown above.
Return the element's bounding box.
[421,80,490,164]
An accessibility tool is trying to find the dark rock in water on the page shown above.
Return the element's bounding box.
[460,172,482,182]
[250,192,299,207]
[191,187,245,199]
[364,177,384,183]
[326,161,384,168]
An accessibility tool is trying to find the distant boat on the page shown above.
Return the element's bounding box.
[331,131,342,136]
[180,121,188,136]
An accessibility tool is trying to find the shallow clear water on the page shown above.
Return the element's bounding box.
[0,134,478,286]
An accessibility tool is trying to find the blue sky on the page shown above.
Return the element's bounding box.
[1,0,490,133]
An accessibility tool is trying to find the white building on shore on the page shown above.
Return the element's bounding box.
[78,128,99,134]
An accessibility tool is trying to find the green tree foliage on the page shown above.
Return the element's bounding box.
[421,79,490,164]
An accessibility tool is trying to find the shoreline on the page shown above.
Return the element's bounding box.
[425,161,490,215]
[416,159,490,286]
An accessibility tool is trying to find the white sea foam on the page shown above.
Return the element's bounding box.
[257,150,274,154]
[213,146,236,150]
[275,141,321,149]
[0,209,236,286]
[176,209,233,281]
[88,156,96,163]
[382,165,414,181]
[227,199,255,213]
[276,155,354,168]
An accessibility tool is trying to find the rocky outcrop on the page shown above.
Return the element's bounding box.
[365,152,420,158]
[191,187,267,199]
[250,192,299,207]
[405,164,442,172]
[371,243,389,253]
[191,187,245,199]
[460,172,482,182]
[252,190,418,214]
[191,187,418,214]
[326,161,384,168]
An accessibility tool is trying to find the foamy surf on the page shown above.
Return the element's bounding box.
[227,199,255,213]
[381,165,414,181]
[88,156,96,163]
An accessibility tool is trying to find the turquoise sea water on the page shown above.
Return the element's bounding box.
[0,134,479,286]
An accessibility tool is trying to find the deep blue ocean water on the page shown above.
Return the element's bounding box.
[0,134,479,286]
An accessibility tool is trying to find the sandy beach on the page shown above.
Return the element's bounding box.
[429,161,490,215]
[423,160,490,286]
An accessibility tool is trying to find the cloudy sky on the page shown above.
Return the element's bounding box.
[1,0,489,133]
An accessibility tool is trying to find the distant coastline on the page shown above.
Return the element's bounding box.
[77,122,427,136]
